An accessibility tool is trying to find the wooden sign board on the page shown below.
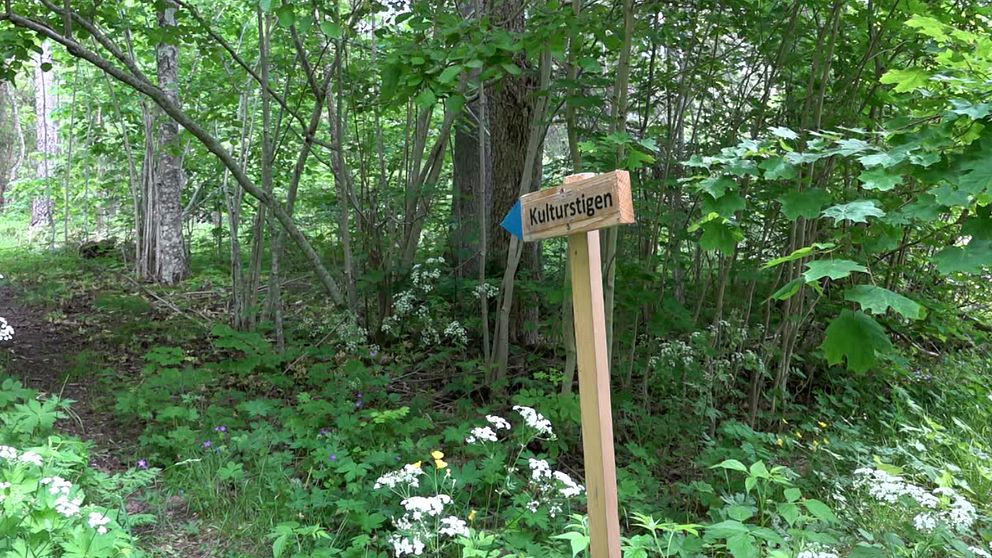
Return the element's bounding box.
[501,170,633,558]
[500,170,634,242]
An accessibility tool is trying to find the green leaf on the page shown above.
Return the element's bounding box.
[777,502,799,526]
[759,157,796,180]
[958,154,992,195]
[769,126,798,140]
[698,176,736,198]
[501,62,522,76]
[803,499,837,523]
[933,240,992,274]
[259,0,273,11]
[710,459,748,473]
[880,68,931,93]
[949,99,992,119]
[822,200,885,223]
[847,543,888,558]
[783,488,802,502]
[821,310,892,372]
[414,88,437,108]
[771,278,804,301]
[779,189,831,221]
[726,533,759,558]
[762,242,835,269]
[843,285,923,319]
[699,220,742,254]
[802,260,867,282]
[438,64,463,84]
[319,21,342,38]
[275,5,295,27]
[551,532,589,557]
[858,167,902,191]
[40,61,53,72]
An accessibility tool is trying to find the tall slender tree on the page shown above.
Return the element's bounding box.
[32,41,56,241]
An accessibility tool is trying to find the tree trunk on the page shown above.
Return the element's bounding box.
[152,0,189,284]
[486,0,541,347]
[32,41,57,240]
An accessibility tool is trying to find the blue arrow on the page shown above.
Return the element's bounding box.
[500,200,524,240]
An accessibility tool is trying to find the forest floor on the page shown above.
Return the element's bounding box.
[0,282,223,558]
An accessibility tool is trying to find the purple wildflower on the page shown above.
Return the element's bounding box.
[319,428,333,436]
[214,425,227,433]
[137,459,148,470]
[329,453,338,462]
[203,440,212,449]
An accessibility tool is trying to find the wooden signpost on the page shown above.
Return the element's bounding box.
[501,170,632,558]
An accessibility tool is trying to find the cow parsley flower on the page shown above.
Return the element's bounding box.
[0,317,13,341]
[485,415,511,430]
[553,470,584,498]
[513,405,555,438]
[797,544,839,558]
[913,512,937,532]
[438,516,468,537]
[54,495,83,517]
[465,426,498,444]
[88,512,111,534]
[400,494,451,520]
[18,451,42,466]
[374,464,424,490]
[389,533,425,556]
[40,476,72,495]
[0,446,16,460]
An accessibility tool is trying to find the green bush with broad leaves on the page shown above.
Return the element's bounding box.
[0,377,155,557]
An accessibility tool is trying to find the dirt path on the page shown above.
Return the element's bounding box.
[0,283,220,558]
[0,284,131,471]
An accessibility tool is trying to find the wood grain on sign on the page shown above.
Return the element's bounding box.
[519,170,634,241]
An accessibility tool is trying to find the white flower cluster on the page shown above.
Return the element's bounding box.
[526,458,584,516]
[410,261,442,293]
[443,321,468,345]
[40,476,72,495]
[0,317,13,342]
[88,512,111,535]
[374,464,424,491]
[465,415,512,445]
[513,406,555,439]
[656,339,694,368]
[388,492,467,556]
[853,468,978,532]
[797,543,839,558]
[474,282,499,300]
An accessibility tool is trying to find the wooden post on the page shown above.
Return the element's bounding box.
[569,228,622,557]
[500,170,630,557]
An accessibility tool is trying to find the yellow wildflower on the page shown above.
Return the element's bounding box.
[468,510,477,522]
[818,421,828,428]
[431,450,444,460]
[412,461,422,469]
[776,438,784,446]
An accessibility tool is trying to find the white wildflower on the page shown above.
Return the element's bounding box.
[552,470,584,498]
[528,458,552,483]
[40,476,72,496]
[374,464,424,490]
[443,321,468,345]
[797,543,839,558]
[54,495,83,517]
[87,512,111,535]
[526,500,540,513]
[438,516,469,537]
[400,494,451,520]
[0,317,12,341]
[913,512,937,532]
[513,405,555,438]
[466,426,498,444]
[485,415,511,430]
[389,533,425,556]
[0,446,16,460]
[18,451,42,466]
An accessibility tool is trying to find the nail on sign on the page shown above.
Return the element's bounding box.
[500,170,635,242]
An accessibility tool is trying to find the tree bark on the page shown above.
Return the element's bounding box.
[32,41,57,240]
[152,0,189,284]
